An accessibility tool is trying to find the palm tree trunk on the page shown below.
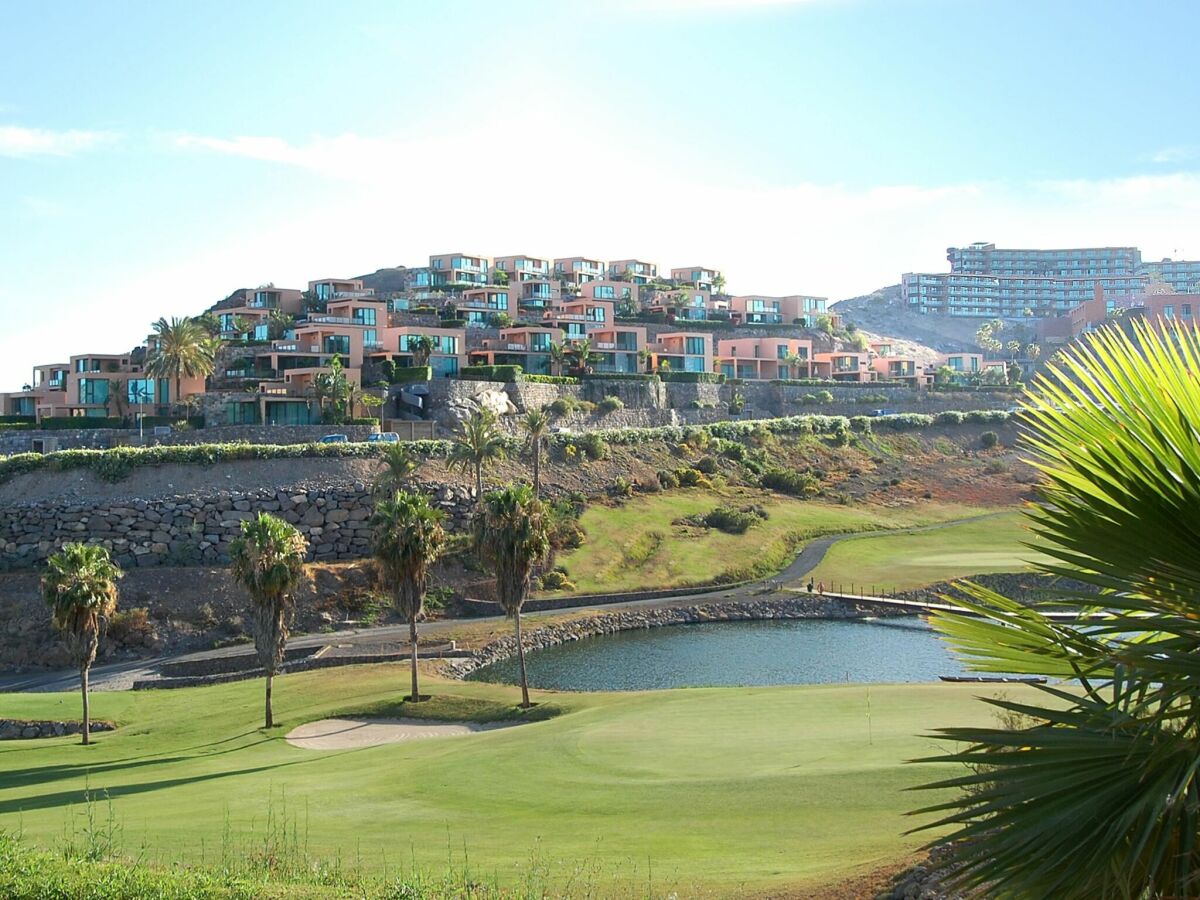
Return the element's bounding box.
[514,611,531,708]
[80,665,90,745]
[409,615,421,702]
[175,376,181,416]
[475,461,483,499]
[265,673,274,728]
[533,443,541,497]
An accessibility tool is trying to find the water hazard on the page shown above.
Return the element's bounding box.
[468,617,967,691]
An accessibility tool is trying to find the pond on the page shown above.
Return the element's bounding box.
[467,618,968,691]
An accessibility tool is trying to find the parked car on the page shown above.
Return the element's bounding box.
[869,408,897,417]
[367,432,400,443]
[320,434,349,444]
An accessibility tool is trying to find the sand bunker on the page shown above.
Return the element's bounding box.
[285,717,518,750]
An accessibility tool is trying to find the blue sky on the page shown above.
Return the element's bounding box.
[2,0,1199,389]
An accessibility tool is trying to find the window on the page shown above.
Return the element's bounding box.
[78,378,109,405]
[531,333,551,352]
[685,337,705,356]
[225,402,261,425]
[323,335,350,356]
[353,307,376,326]
[364,329,378,347]
[266,401,313,426]
[1164,305,1175,318]
[594,285,615,299]
[254,323,269,341]
[126,378,161,405]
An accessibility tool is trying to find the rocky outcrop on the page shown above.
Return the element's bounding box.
[0,719,116,740]
[445,593,915,677]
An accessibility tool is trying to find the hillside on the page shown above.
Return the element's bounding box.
[833,284,984,352]
[355,265,411,293]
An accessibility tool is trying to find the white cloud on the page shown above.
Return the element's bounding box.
[0,125,117,158]
[1146,145,1200,165]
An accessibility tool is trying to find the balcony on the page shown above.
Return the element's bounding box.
[595,341,616,350]
[306,315,355,325]
[506,343,529,351]
[332,290,374,299]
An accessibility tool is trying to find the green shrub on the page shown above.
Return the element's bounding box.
[935,411,965,425]
[658,371,725,384]
[760,468,821,497]
[582,372,659,383]
[675,467,709,488]
[797,393,818,405]
[656,468,679,488]
[598,395,625,413]
[815,391,834,404]
[538,569,576,592]
[849,415,873,434]
[39,416,126,430]
[694,456,719,474]
[0,421,34,431]
[701,504,765,534]
[983,458,1008,474]
[548,398,575,416]
[575,432,608,460]
[344,417,380,426]
[457,365,523,382]
[715,439,746,461]
[389,365,432,384]
[520,374,579,385]
[612,475,635,497]
[980,430,999,448]
[0,415,35,424]
[877,413,934,430]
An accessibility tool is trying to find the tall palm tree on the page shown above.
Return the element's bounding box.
[914,321,1200,899]
[547,341,568,377]
[519,407,551,497]
[229,513,308,729]
[145,317,214,414]
[783,352,806,380]
[473,484,550,708]
[373,442,418,498]
[371,491,446,702]
[41,543,122,745]
[448,410,508,498]
[567,338,596,374]
[408,335,436,369]
[312,355,350,423]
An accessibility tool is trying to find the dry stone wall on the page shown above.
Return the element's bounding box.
[0,481,474,571]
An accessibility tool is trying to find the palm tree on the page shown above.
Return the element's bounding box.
[914,321,1200,898]
[448,410,508,498]
[371,491,446,702]
[493,269,510,286]
[266,309,295,341]
[567,338,596,374]
[1025,342,1041,360]
[519,407,551,496]
[711,273,726,296]
[408,335,436,369]
[547,341,568,377]
[783,352,806,380]
[373,442,418,498]
[144,317,214,414]
[41,543,122,745]
[473,484,550,708]
[312,355,350,423]
[229,513,308,729]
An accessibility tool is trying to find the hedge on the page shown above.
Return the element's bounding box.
[140,416,205,429]
[0,440,455,486]
[0,422,35,431]
[439,318,467,328]
[520,374,580,385]
[37,417,126,430]
[770,379,911,388]
[390,366,432,384]
[0,415,35,424]
[659,371,725,384]
[581,372,660,383]
[344,417,381,426]
[456,365,523,382]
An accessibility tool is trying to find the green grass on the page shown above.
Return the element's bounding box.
[554,487,988,594]
[806,510,1054,592]
[0,667,1026,895]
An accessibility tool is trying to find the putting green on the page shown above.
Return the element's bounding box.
[804,511,1053,592]
[0,666,1020,894]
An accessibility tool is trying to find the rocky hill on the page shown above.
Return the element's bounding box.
[355,266,411,294]
[833,285,982,352]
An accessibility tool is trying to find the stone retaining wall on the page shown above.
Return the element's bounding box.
[0,719,115,740]
[445,593,916,678]
[0,481,474,570]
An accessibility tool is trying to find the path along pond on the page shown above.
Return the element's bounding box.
[467,618,968,691]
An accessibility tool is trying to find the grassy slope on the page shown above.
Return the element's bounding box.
[0,667,1022,894]
[806,510,1053,592]
[555,488,987,594]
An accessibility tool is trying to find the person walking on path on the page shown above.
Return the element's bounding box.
[817,581,825,595]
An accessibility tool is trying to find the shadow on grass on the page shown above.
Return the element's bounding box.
[332,693,566,725]
[0,747,368,816]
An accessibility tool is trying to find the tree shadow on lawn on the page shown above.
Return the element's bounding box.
[0,731,289,795]
[0,747,367,816]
